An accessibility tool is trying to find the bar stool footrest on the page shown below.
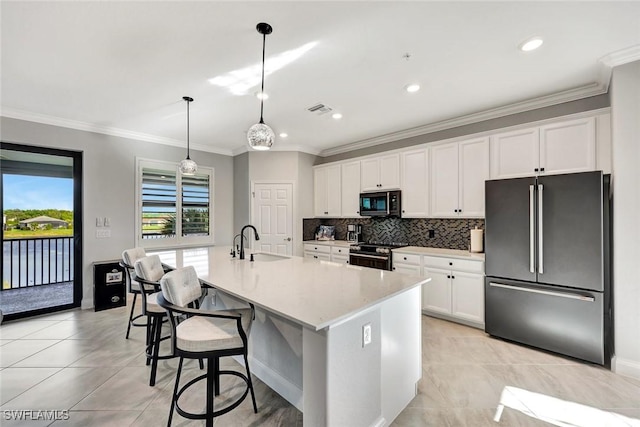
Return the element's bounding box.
[175,370,251,420]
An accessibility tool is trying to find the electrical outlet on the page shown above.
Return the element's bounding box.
[96,229,111,238]
[362,323,372,347]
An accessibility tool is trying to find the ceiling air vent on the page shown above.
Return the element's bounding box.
[307,103,333,115]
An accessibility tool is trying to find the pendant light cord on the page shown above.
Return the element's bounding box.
[186,99,191,159]
[259,31,266,124]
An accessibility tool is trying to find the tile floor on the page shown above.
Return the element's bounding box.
[1,298,639,426]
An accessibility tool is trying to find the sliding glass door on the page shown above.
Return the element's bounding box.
[1,142,83,321]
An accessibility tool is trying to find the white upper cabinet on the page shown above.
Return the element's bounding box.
[361,153,400,191]
[459,137,490,217]
[313,165,341,217]
[341,161,361,217]
[490,127,540,179]
[539,117,596,175]
[430,143,459,217]
[431,138,489,217]
[490,116,597,179]
[312,113,606,220]
[400,148,429,217]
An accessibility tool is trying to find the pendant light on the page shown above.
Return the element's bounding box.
[247,22,275,151]
[179,96,197,175]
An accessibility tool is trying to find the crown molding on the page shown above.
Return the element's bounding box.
[319,82,608,157]
[0,108,235,156]
[599,44,640,68]
[231,143,322,157]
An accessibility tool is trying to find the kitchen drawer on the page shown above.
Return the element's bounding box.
[304,244,332,254]
[393,263,421,275]
[331,254,350,264]
[305,252,331,261]
[423,256,484,273]
[331,246,349,256]
[394,252,421,265]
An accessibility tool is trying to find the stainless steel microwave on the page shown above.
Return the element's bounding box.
[359,190,401,217]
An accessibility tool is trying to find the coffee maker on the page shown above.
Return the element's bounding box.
[347,224,362,242]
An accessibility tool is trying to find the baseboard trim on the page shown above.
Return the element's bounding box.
[612,355,640,380]
[233,354,303,412]
[422,310,484,330]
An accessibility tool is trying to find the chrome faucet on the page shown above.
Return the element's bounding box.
[239,225,260,260]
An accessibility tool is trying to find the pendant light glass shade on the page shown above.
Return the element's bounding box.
[247,122,275,150]
[179,96,197,175]
[248,22,274,151]
[179,158,197,175]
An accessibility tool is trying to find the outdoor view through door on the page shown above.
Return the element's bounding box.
[0,143,83,321]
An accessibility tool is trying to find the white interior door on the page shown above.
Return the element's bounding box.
[251,182,293,255]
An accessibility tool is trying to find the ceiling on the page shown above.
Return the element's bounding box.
[2,2,639,157]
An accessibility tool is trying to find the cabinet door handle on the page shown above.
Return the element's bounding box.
[538,184,544,274]
[451,276,455,279]
[447,275,451,279]
[403,257,407,260]
[449,262,452,266]
[529,184,535,273]
[540,167,545,172]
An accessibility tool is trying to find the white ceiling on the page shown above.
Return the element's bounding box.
[2,1,639,157]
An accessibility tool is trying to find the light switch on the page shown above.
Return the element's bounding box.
[104,217,111,227]
[96,217,103,227]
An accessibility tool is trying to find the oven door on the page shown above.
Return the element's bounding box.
[349,253,390,270]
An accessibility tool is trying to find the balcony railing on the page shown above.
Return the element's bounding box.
[2,237,74,290]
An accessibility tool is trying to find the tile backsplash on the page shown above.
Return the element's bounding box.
[303,217,485,251]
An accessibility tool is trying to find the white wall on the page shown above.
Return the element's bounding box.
[246,151,316,256]
[610,60,640,379]
[1,117,235,309]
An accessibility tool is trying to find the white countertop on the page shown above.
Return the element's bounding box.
[393,246,485,261]
[151,246,428,331]
[303,239,355,247]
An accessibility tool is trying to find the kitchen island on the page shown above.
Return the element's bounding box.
[151,246,428,427]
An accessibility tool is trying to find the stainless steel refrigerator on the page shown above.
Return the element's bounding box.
[485,171,612,366]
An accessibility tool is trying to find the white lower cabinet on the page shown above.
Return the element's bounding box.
[423,255,484,327]
[330,246,350,264]
[304,243,352,263]
[303,244,331,261]
[394,250,485,328]
[393,252,422,275]
[422,267,452,315]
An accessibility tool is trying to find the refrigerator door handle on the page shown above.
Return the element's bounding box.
[489,282,595,302]
[529,185,535,273]
[538,184,544,274]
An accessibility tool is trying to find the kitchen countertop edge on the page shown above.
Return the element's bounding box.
[393,246,485,261]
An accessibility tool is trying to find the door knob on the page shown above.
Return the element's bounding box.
[283,237,291,241]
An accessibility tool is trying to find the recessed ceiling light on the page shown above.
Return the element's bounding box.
[332,113,343,120]
[279,133,288,138]
[519,37,543,52]
[405,84,420,93]
[255,91,269,100]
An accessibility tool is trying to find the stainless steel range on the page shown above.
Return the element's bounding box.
[349,242,408,271]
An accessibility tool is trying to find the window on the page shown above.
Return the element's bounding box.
[136,159,213,248]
